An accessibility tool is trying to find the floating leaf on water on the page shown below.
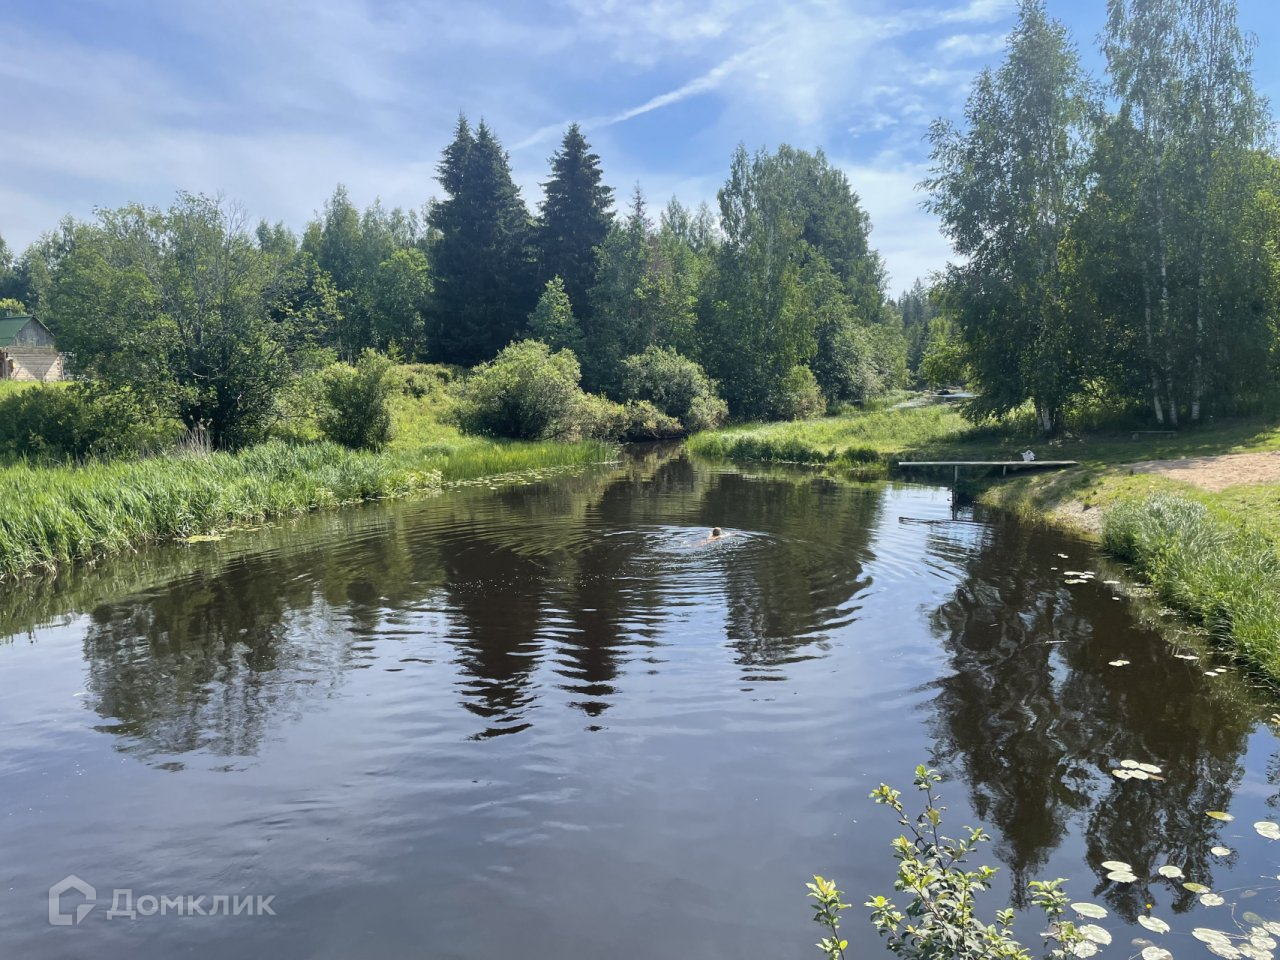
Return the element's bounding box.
[1201,894,1226,907]
[1254,821,1280,841]
[1140,917,1172,935]
[1251,936,1278,951]
[1263,923,1280,938]
[1184,882,1212,894]
[1209,946,1244,960]
[1073,941,1100,958]
[1195,930,1235,946]
[1102,860,1133,872]
[1073,903,1109,919]
[1206,811,1235,821]
[1111,659,1132,667]
[1109,870,1140,883]
[1122,759,1141,769]
[1143,948,1174,960]
[1114,769,1135,780]
[1104,579,1121,585]
[1081,925,1113,946]
[1239,947,1274,960]
[1243,914,1266,927]
[1138,763,1163,775]
[1158,865,1185,879]
[1177,654,1202,661]
[1058,553,1070,559]
[1129,770,1152,780]
[1211,846,1234,857]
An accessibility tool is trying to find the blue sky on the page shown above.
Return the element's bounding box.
[3,0,1278,290]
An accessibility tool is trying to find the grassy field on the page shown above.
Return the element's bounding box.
[691,399,1280,681]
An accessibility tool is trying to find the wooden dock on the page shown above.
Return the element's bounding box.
[898,460,1080,482]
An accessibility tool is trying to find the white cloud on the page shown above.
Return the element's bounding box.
[0,0,1023,285]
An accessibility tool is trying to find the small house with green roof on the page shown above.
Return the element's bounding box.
[0,313,63,382]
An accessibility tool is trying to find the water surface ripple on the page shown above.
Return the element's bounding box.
[3,449,1279,960]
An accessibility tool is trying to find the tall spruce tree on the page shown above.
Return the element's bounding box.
[428,117,535,366]
[537,123,614,317]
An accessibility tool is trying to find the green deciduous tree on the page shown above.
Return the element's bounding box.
[925,0,1099,433]
[373,248,431,358]
[48,194,314,448]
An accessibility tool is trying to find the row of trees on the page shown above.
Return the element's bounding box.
[0,116,909,446]
[926,0,1278,432]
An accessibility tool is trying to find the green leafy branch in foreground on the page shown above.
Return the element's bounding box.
[810,766,1097,960]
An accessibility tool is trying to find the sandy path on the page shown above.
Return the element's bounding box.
[1126,451,1280,492]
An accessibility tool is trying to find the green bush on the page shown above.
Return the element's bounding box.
[621,400,684,440]
[318,350,396,450]
[621,346,728,432]
[772,365,826,420]
[0,384,179,462]
[456,340,591,440]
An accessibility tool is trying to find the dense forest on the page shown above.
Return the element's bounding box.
[0,0,1276,448]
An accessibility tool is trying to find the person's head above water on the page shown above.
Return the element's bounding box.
[711,527,723,538]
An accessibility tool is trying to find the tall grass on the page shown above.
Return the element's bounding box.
[1103,495,1280,679]
[0,437,616,578]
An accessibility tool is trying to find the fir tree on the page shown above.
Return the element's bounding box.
[428,117,536,366]
[537,123,615,316]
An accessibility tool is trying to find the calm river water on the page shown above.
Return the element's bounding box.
[3,449,1280,959]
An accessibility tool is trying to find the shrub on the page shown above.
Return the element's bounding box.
[455,340,588,440]
[0,383,179,462]
[809,766,1088,960]
[772,365,826,420]
[621,400,684,440]
[318,350,396,450]
[621,346,728,432]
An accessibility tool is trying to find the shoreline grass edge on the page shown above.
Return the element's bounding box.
[0,437,617,580]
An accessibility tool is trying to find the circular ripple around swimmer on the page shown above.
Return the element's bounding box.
[622,525,778,601]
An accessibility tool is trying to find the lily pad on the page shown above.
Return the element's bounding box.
[1195,930,1234,946]
[1101,860,1133,872]
[1254,821,1280,841]
[1211,846,1233,857]
[1184,882,1212,894]
[1209,946,1243,960]
[1201,893,1226,907]
[1252,936,1278,951]
[1239,947,1274,960]
[1109,870,1140,883]
[1138,763,1163,775]
[1158,865,1185,879]
[1176,653,1202,661]
[1143,949,1174,960]
[1081,925,1113,946]
[1114,769,1135,780]
[1140,917,1172,934]
[1122,759,1141,769]
[1206,811,1235,822]
[1073,941,1100,958]
[1073,903,1109,919]
[1110,659,1132,667]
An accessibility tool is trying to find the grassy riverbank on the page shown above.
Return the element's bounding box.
[0,405,614,579]
[691,400,1280,680]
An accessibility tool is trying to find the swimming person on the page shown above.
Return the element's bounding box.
[710,527,723,539]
